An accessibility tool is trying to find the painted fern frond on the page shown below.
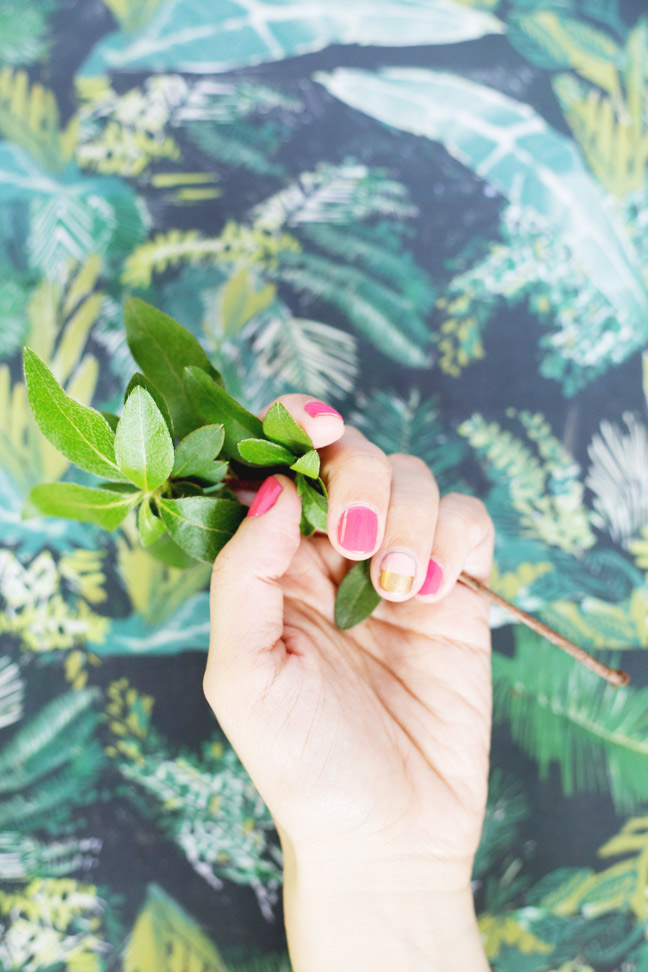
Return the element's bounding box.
[0,258,103,488]
[0,0,53,67]
[273,250,431,367]
[0,741,105,832]
[122,230,216,288]
[300,222,435,309]
[227,954,292,972]
[0,831,100,880]
[0,656,23,731]
[473,768,530,883]
[0,67,75,172]
[242,301,358,405]
[0,688,99,783]
[459,410,595,554]
[0,708,99,794]
[252,161,417,230]
[186,122,284,176]
[494,627,648,812]
[586,412,648,547]
[348,388,466,493]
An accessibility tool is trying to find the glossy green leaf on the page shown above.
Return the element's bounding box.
[237,438,296,466]
[96,482,141,493]
[114,386,174,491]
[296,473,328,533]
[169,480,205,496]
[290,449,320,478]
[125,372,174,439]
[183,365,264,461]
[124,297,223,439]
[24,482,140,530]
[23,348,128,481]
[262,401,313,455]
[192,460,229,484]
[299,509,318,537]
[158,495,246,563]
[138,498,168,546]
[334,559,381,630]
[172,424,225,478]
[100,411,120,432]
[145,532,198,568]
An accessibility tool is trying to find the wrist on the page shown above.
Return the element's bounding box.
[279,835,489,972]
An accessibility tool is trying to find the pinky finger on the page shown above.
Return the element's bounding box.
[415,492,494,601]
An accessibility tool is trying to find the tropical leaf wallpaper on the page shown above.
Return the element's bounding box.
[1,0,648,968]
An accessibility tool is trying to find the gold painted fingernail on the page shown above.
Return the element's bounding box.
[379,551,416,594]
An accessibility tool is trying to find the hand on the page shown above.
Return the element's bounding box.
[204,394,495,891]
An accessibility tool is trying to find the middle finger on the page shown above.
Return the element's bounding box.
[319,428,439,601]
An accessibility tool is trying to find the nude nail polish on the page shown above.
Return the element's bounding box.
[379,551,416,594]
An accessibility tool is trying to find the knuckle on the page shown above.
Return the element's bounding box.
[389,452,429,475]
[337,446,391,479]
[444,493,493,544]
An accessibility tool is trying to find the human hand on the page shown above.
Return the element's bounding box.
[204,394,495,894]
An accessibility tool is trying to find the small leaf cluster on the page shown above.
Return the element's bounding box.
[20,298,384,625]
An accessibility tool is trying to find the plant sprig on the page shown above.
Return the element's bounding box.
[22,297,378,627]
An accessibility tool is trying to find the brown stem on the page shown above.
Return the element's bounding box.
[224,475,630,687]
[458,572,630,688]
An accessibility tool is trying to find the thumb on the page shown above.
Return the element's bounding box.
[204,474,302,706]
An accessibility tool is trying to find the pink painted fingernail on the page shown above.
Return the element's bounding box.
[247,476,282,517]
[304,400,343,420]
[418,558,444,596]
[337,504,378,553]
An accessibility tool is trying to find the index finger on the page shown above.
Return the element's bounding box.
[257,395,345,450]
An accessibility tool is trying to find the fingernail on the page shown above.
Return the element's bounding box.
[305,400,343,420]
[418,558,444,596]
[247,476,282,517]
[337,504,378,553]
[379,551,416,594]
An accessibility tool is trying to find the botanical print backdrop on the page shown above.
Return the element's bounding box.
[1,0,648,969]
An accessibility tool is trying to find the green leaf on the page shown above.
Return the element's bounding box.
[145,531,198,568]
[291,449,320,478]
[23,347,128,481]
[158,496,246,563]
[169,480,205,496]
[334,559,381,630]
[172,424,225,478]
[125,372,174,439]
[220,267,276,337]
[296,473,328,532]
[192,460,229,484]
[96,482,141,493]
[100,411,120,432]
[138,498,167,546]
[183,365,263,461]
[237,438,296,466]
[124,297,224,439]
[114,386,174,491]
[263,401,313,455]
[300,508,317,537]
[25,483,140,530]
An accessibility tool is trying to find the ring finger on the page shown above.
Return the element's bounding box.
[370,453,439,602]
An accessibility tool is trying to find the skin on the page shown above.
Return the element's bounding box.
[204,393,495,970]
